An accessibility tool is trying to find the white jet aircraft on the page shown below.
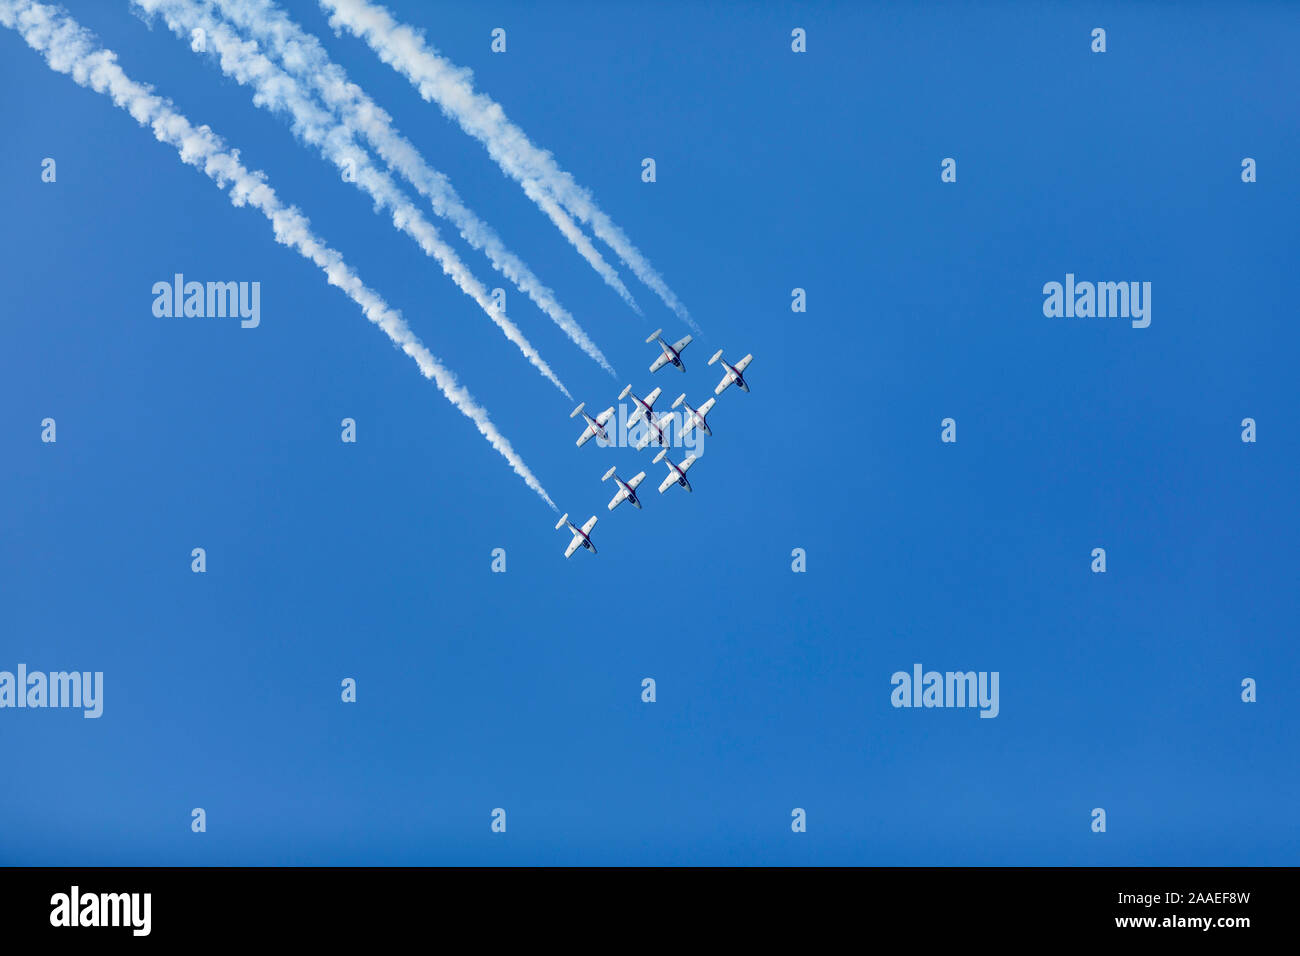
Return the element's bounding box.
[645,328,693,373]
[671,393,716,439]
[555,513,599,557]
[634,411,673,450]
[654,449,698,494]
[602,466,647,511]
[571,402,616,447]
[708,349,753,396]
[619,385,662,428]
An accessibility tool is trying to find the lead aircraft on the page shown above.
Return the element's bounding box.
[645,328,693,373]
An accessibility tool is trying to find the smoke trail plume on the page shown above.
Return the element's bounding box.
[0,0,556,507]
[135,0,572,397]
[320,0,695,326]
[207,0,617,376]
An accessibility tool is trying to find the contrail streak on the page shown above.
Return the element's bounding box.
[207,0,617,377]
[0,0,556,508]
[134,0,572,398]
[320,0,693,326]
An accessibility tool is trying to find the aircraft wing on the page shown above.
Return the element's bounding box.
[595,406,616,426]
[658,472,678,494]
[734,354,752,373]
[679,454,697,474]
[580,515,599,536]
[649,351,671,373]
[564,534,583,558]
[575,428,594,447]
[672,335,693,354]
[714,374,733,396]
[607,486,628,511]
[627,405,646,427]
[697,398,716,418]
[645,386,662,409]
[627,471,646,491]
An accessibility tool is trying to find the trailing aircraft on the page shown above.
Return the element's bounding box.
[619,385,662,429]
[571,402,616,447]
[602,466,647,511]
[654,449,698,494]
[671,393,716,439]
[708,349,753,396]
[634,411,673,450]
[555,513,599,557]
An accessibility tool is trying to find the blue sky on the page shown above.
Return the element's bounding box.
[1,0,1297,865]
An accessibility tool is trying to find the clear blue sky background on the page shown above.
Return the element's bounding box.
[2,0,1297,865]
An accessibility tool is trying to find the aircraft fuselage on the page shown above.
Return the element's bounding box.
[658,341,683,369]
[568,524,595,553]
[685,406,710,435]
[722,363,748,392]
[617,478,640,508]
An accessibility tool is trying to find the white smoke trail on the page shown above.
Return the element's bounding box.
[319,0,694,327]
[208,0,618,377]
[133,0,572,398]
[0,0,556,508]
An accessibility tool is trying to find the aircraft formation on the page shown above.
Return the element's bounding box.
[556,330,753,557]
